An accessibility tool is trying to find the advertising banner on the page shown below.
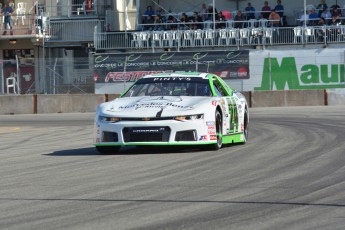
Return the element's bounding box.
[249,49,345,91]
[94,50,249,93]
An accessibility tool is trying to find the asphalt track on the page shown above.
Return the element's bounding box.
[0,106,345,230]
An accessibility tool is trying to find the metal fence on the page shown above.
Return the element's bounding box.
[0,57,94,95]
[94,25,345,50]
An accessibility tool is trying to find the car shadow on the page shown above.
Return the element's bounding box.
[45,146,202,156]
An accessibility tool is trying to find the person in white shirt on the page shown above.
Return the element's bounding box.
[300,11,309,26]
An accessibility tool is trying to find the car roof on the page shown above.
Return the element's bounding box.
[142,72,211,79]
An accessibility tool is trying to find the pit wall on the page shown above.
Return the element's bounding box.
[1,89,344,115]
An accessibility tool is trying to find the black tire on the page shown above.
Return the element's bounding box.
[206,110,223,151]
[96,146,121,154]
[241,108,249,144]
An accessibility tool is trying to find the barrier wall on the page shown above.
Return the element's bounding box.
[326,89,345,106]
[0,95,34,114]
[37,94,106,114]
[1,90,341,115]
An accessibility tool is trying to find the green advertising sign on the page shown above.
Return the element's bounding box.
[255,57,345,90]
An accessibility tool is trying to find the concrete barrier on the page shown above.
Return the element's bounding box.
[0,95,34,114]
[37,94,106,114]
[0,90,343,114]
[326,89,345,106]
[251,90,326,107]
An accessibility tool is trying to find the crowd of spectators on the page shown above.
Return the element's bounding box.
[140,0,345,32]
[299,0,345,27]
[140,0,287,31]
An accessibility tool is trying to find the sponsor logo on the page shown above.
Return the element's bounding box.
[119,102,192,110]
[210,135,217,140]
[104,71,168,82]
[132,128,165,133]
[255,57,345,90]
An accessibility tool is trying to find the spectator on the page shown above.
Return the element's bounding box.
[321,8,331,22]
[316,17,327,42]
[234,10,245,28]
[261,1,271,19]
[244,2,256,20]
[328,15,341,26]
[199,2,208,21]
[2,3,14,35]
[144,5,154,17]
[299,11,309,26]
[168,16,178,30]
[328,15,342,40]
[207,3,218,21]
[216,11,226,29]
[192,12,204,29]
[180,13,189,30]
[316,0,328,17]
[308,8,319,26]
[155,6,164,16]
[330,6,341,18]
[153,14,164,31]
[269,9,281,27]
[318,17,326,26]
[274,0,284,18]
[143,14,154,31]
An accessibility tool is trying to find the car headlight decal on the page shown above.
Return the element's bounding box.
[174,114,204,121]
[99,116,121,123]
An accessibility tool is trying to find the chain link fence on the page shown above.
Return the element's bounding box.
[0,57,95,95]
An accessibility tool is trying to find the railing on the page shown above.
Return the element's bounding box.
[94,25,345,51]
[0,13,37,36]
[37,1,109,19]
[48,19,104,42]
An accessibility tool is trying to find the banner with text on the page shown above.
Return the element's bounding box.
[93,50,249,85]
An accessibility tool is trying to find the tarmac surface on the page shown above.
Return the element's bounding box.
[0,106,345,230]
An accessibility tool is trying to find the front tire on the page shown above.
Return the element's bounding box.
[96,146,121,154]
[206,110,223,151]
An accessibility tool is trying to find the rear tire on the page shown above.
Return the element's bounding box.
[96,146,121,154]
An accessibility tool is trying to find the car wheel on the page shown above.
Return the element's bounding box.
[96,146,121,154]
[206,110,223,151]
[242,108,249,144]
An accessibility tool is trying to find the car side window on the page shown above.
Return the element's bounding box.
[213,82,226,97]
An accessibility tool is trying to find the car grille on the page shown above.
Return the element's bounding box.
[123,127,170,142]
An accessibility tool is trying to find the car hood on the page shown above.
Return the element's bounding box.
[100,96,215,117]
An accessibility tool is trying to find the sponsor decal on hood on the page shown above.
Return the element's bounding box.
[105,96,211,113]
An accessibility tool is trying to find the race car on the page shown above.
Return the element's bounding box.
[94,72,249,153]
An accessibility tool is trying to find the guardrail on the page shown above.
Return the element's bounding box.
[94,25,345,50]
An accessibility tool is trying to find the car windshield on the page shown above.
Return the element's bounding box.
[122,77,212,97]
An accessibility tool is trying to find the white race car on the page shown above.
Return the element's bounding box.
[94,72,249,153]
